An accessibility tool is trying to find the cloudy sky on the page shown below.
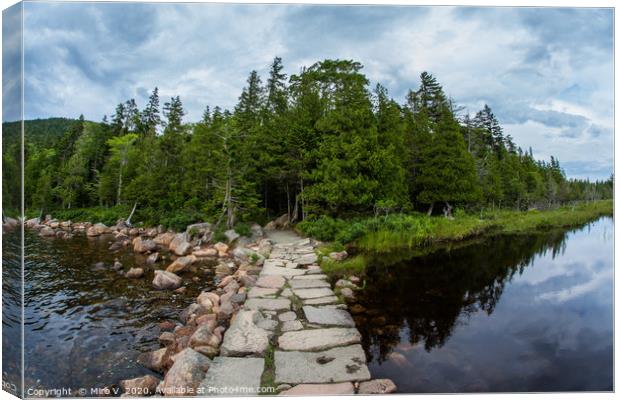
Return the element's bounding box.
[9,2,616,180]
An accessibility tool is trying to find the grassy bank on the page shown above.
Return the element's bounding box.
[299,200,612,274]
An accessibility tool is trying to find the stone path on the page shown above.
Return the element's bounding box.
[198,232,376,395]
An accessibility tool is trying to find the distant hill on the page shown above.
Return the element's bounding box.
[2,118,81,148]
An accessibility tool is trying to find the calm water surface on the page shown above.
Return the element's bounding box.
[3,218,614,394]
[3,230,212,393]
[357,217,613,392]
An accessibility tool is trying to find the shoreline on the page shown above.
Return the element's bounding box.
[305,200,613,275]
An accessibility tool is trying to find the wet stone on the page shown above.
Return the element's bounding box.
[303,306,355,327]
[274,345,370,384]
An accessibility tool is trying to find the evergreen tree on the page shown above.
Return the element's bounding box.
[140,87,161,137]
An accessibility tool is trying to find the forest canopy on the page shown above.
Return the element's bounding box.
[3,58,612,229]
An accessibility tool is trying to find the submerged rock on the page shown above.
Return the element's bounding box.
[126,267,144,279]
[152,270,182,290]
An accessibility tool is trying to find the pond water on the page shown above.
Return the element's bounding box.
[2,218,614,394]
[356,216,614,392]
[2,230,212,394]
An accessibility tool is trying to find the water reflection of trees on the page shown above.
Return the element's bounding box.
[357,230,569,363]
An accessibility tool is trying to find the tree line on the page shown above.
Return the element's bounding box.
[4,58,612,228]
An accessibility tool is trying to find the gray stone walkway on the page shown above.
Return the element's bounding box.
[198,233,374,395]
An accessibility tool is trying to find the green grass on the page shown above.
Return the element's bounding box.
[320,255,367,276]
[260,343,277,394]
[299,200,612,254]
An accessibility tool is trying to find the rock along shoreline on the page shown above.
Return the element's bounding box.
[21,214,396,396]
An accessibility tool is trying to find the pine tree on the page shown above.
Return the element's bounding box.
[140,87,161,137]
[415,104,480,215]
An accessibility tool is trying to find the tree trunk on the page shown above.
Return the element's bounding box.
[300,177,306,220]
[443,202,454,219]
[126,201,138,226]
[286,182,291,221]
[292,194,299,223]
[117,163,123,206]
[427,202,434,216]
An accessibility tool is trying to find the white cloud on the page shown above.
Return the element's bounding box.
[19,4,613,179]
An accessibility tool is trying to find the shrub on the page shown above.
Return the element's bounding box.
[297,215,348,242]
[234,222,252,237]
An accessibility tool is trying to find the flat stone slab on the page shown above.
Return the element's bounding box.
[281,320,303,332]
[247,287,279,298]
[289,280,331,289]
[255,275,286,289]
[303,296,340,305]
[280,382,355,395]
[264,259,286,268]
[261,265,306,277]
[220,310,269,356]
[278,311,297,322]
[278,328,360,351]
[244,298,291,311]
[303,306,355,327]
[294,254,318,265]
[274,345,370,384]
[292,288,335,299]
[293,274,328,280]
[199,357,264,396]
